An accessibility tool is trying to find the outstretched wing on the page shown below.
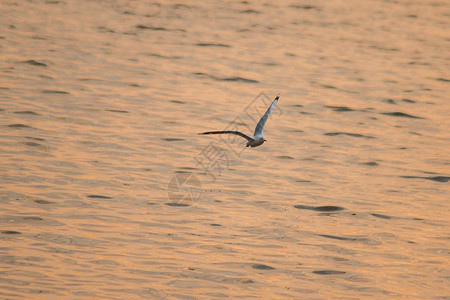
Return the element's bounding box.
[254,93,280,136]
[198,130,253,142]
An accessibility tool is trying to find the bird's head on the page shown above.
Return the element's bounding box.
[258,136,266,143]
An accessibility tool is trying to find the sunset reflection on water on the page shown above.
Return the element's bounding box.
[0,0,449,298]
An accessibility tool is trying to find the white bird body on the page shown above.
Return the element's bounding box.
[199,94,280,147]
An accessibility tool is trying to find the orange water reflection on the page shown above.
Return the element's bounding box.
[0,0,449,298]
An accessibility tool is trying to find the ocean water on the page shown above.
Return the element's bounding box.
[0,0,449,299]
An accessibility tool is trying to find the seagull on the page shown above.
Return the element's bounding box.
[198,93,280,147]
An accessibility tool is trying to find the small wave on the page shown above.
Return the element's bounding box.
[240,9,260,14]
[7,124,34,128]
[165,202,190,207]
[106,109,129,113]
[320,84,337,89]
[161,138,185,142]
[371,213,392,219]
[294,205,344,212]
[34,199,55,204]
[87,195,112,199]
[195,43,231,48]
[24,141,42,147]
[361,161,378,166]
[193,72,258,83]
[252,264,275,270]
[14,111,40,115]
[324,105,357,112]
[318,234,368,242]
[136,25,185,32]
[22,60,47,67]
[276,155,294,160]
[1,230,21,235]
[313,270,346,275]
[401,175,449,183]
[381,112,424,119]
[290,5,318,10]
[146,53,182,59]
[42,90,70,94]
[221,77,258,83]
[324,132,374,139]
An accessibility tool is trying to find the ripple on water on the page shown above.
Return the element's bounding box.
[34,199,55,204]
[317,234,381,245]
[23,141,42,147]
[276,155,294,159]
[161,138,185,142]
[87,195,112,199]
[240,9,260,14]
[313,270,346,275]
[106,109,129,113]
[165,202,191,207]
[22,59,47,67]
[381,112,424,119]
[401,98,416,103]
[252,264,275,270]
[318,234,360,241]
[1,230,22,235]
[32,233,103,247]
[324,132,375,139]
[146,53,183,59]
[294,205,345,212]
[41,90,70,94]
[136,25,185,32]
[320,84,338,89]
[221,77,258,83]
[7,124,34,128]
[324,105,358,112]
[195,43,231,48]
[383,98,397,104]
[401,176,449,183]
[22,216,43,221]
[290,4,319,10]
[13,111,40,115]
[371,213,392,219]
[193,72,258,83]
[361,161,379,166]
[25,136,45,141]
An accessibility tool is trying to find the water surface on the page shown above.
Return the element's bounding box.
[1,0,449,299]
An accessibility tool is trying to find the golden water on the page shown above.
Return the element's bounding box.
[1,0,449,298]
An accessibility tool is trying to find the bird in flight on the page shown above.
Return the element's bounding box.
[198,93,280,147]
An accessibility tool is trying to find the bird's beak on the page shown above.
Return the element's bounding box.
[264,139,267,142]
